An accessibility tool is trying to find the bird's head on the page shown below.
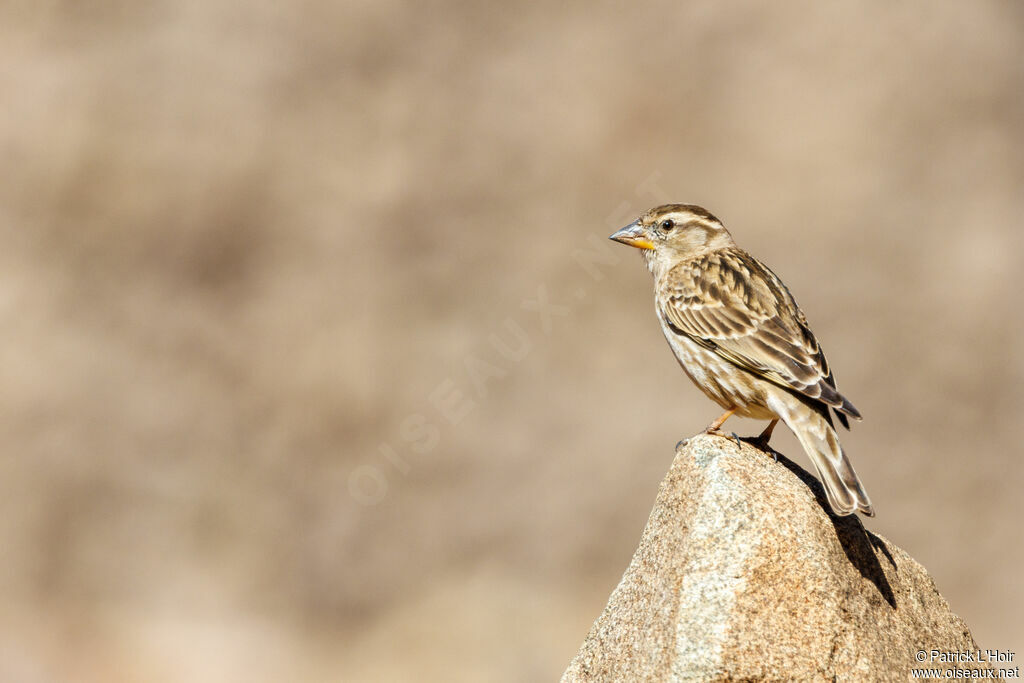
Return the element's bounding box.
[609,204,735,273]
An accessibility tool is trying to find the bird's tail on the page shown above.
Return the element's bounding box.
[776,400,874,517]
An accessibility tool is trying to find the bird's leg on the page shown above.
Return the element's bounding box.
[747,418,780,459]
[704,407,737,434]
[754,419,779,447]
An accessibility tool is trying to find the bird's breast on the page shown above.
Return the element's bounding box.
[656,313,778,421]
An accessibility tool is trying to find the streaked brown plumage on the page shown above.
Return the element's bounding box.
[610,204,873,517]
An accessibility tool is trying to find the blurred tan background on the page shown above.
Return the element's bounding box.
[1,1,1022,681]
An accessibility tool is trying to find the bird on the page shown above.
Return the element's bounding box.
[609,204,873,517]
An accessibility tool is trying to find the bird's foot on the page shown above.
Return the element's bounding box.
[738,436,779,461]
[703,428,743,450]
[703,408,737,434]
[741,419,780,459]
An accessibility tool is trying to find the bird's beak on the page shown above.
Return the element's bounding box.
[609,220,655,250]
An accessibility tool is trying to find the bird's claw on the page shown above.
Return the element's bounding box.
[743,436,779,462]
[704,429,744,452]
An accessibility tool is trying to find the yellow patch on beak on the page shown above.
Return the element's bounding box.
[609,221,655,250]
[616,236,655,250]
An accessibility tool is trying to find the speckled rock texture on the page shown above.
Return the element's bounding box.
[562,434,993,682]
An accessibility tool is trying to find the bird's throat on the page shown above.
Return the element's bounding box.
[641,247,657,275]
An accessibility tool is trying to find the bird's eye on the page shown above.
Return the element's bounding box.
[660,219,675,231]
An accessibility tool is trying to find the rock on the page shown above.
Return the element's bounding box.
[562,434,996,682]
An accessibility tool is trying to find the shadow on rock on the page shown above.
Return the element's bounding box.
[774,449,897,609]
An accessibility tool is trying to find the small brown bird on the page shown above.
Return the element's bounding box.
[610,204,873,517]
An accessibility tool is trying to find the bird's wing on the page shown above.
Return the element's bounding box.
[660,249,860,423]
